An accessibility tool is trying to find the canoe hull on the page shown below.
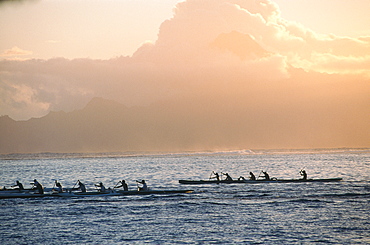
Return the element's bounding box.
[0,189,193,199]
[179,178,342,184]
[55,189,193,197]
[116,190,193,195]
[0,193,47,199]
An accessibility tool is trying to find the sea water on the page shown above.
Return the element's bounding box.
[0,149,369,244]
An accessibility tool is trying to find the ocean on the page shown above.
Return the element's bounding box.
[0,149,369,244]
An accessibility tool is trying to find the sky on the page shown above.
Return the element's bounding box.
[0,0,369,60]
[0,0,179,60]
[0,0,369,149]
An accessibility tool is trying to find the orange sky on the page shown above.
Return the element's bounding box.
[0,0,369,60]
[0,0,369,149]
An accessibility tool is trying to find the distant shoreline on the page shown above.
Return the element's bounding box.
[1,148,369,160]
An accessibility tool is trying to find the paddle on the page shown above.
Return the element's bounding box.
[70,180,79,192]
[113,181,121,189]
[258,168,270,180]
[220,172,224,181]
[2,183,20,190]
[52,180,56,191]
[94,182,100,191]
[256,170,263,180]
[209,171,219,181]
[1,185,14,190]
[209,171,213,180]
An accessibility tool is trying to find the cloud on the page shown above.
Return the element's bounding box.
[306,53,370,76]
[0,79,50,120]
[139,0,370,75]
[0,46,33,57]
[0,0,369,146]
[0,0,39,7]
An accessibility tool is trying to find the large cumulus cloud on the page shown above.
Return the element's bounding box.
[0,0,369,121]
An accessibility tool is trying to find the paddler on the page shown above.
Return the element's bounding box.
[11,180,24,191]
[262,171,270,180]
[77,180,86,193]
[115,179,128,191]
[210,172,220,181]
[223,173,233,181]
[55,180,63,193]
[95,182,106,192]
[32,179,44,194]
[300,170,307,180]
[249,172,256,180]
[136,180,148,191]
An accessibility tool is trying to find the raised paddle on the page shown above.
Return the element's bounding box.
[52,180,56,191]
[70,180,79,191]
[113,181,121,189]
[256,170,263,180]
[209,171,213,180]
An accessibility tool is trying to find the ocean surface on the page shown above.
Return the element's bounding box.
[0,149,369,244]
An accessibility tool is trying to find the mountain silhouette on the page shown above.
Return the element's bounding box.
[0,97,222,153]
[1,79,368,154]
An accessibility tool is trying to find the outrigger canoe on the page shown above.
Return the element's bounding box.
[55,189,194,197]
[179,178,342,185]
[0,189,193,199]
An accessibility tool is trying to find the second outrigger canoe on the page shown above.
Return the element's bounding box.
[179,178,342,184]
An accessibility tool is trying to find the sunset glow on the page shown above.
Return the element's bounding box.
[0,0,369,152]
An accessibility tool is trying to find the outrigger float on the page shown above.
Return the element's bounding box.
[179,178,343,185]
